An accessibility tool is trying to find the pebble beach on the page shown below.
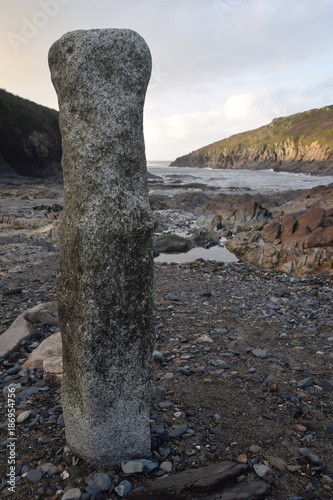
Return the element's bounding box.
[0,184,333,499]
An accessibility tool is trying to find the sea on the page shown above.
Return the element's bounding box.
[147,161,333,264]
[147,161,333,196]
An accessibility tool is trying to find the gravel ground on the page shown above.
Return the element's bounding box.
[0,187,333,499]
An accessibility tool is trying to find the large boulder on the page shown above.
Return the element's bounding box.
[153,234,193,254]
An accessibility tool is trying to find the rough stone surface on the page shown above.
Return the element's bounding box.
[48,28,154,466]
[92,472,112,491]
[224,204,333,275]
[127,461,249,498]
[24,301,59,326]
[121,459,159,474]
[43,355,63,381]
[0,312,33,358]
[203,480,271,500]
[22,331,62,369]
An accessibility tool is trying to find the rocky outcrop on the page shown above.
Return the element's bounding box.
[0,89,62,181]
[224,206,333,275]
[207,200,273,238]
[171,105,333,175]
[201,185,333,275]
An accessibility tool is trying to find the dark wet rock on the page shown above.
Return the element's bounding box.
[26,467,43,482]
[86,482,101,497]
[169,424,188,438]
[92,472,112,491]
[127,461,261,499]
[121,459,159,474]
[297,377,313,388]
[203,480,271,500]
[115,480,133,497]
[154,233,194,254]
[299,448,323,466]
[166,293,180,301]
[191,230,220,249]
[251,348,268,359]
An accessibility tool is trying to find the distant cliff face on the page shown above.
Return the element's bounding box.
[171,106,333,175]
[0,89,62,182]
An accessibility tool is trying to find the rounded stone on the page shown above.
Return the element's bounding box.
[17,410,33,423]
[253,464,271,478]
[27,468,43,483]
[92,472,112,491]
[62,488,82,500]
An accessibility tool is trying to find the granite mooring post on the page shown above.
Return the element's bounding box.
[48,29,154,466]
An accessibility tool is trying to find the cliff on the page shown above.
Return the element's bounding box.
[0,89,62,182]
[171,105,333,175]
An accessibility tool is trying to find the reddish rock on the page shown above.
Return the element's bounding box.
[262,220,281,243]
[298,206,326,231]
[283,225,312,249]
[22,331,62,369]
[236,453,248,464]
[280,214,298,243]
[322,217,333,228]
[305,225,333,248]
[295,424,307,432]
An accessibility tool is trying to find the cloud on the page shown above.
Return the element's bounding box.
[1,0,333,159]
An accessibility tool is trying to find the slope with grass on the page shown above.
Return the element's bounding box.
[0,89,62,181]
[171,105,333,175]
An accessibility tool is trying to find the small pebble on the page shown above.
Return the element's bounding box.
[251,348,267,359]
[62,488,82,500]
[86,482,101,497]
[287,465,303,472]
[17,410,33,423]
[160,461,173,473]
[254,464,271,478]
[267,456,287,471]
[295,424,307,432]
[297,377,313,389]
[236,453,248,464]
[115,480,132,497]
[249,445,261,454]
[92,471,112,491]
[26,468,42,483]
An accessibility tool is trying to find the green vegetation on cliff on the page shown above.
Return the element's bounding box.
[171,105,333,175]
[0,89,62,180]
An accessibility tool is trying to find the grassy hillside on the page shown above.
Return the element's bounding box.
[0,89,62,180]
[171,105,333,175]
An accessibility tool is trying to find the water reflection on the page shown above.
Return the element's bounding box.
[154,244,238,264]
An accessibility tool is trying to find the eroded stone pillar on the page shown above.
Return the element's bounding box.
[48,29,154,466]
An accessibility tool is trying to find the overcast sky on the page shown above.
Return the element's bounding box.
[1,0,333,160]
